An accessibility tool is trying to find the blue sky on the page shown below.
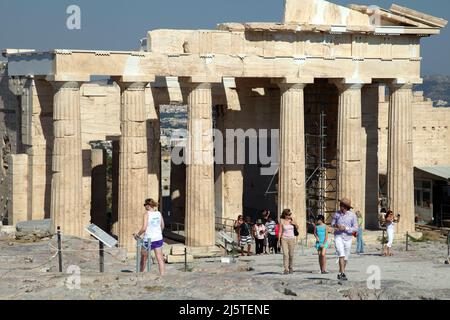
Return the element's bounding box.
[0,0,449,75]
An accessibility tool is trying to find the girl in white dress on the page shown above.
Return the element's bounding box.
[383,210,400,257]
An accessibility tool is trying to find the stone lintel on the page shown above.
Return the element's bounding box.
[46,74,90,83]
[115,75,155,84]
[186,75,222,84]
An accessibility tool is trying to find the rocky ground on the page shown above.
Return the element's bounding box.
[0,234,449,300]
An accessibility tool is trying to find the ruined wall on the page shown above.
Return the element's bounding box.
[0,63,19,225]
[378,90,450,174]
[27,79,53,221]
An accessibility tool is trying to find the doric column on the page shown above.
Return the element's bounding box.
[185,82,215,248]
[278,83,307,237]
[50,81,83,237]
[117,82,149,252]
[387,83,415,234]
[336,83,364,214]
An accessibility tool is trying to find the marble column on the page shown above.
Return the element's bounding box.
[118,82,149,252]
[278,83,307,237]
[336,83,364,214]
[185,82,215,248]
[50,81,83,237]
[387,83,415,234]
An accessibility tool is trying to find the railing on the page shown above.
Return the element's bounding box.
[165,222,185,236]
[165,218,237,242]
[215,217,239,241]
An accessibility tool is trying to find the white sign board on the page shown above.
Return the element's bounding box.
[85,224,118,248]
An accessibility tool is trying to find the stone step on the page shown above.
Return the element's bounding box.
[171,244,187,256]
[16,219,52,233]
[187,245,223,258]
[0,226,16,239]
[167,254,194,264]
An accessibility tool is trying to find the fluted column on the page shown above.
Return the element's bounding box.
[50,81,83,237]
[118,82,149,252]
[278,83,307,237]
[336,83,364,214]
[387,83,414,234]
[185,83,215,248]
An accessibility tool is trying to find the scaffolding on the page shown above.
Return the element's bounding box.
[263,92,338,223]
[305,105,337,223]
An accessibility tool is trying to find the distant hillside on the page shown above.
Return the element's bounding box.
[417,75,450,107]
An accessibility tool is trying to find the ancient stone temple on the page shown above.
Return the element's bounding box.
[0,0,448,253]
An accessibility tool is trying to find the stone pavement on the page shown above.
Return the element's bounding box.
[0,236,449,300]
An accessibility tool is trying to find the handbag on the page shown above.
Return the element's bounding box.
[293,224,299,237]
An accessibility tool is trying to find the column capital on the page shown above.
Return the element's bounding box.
[388,81,414,91]
[273,76,314,89]
[115,81,149,91]
[50,81,82,91]
[330,79,364,92]
[183,81,212,90]
[278,82,308,91]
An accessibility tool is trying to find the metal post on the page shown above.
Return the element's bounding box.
[447,233,449,258]
[135,239,141,273]
[146,238,151,272]
[305,232,308,248]
[99,241,104,273]
[57,226,63,272]
[406,232,409,252]
[225,240,228,256]
[184,247,187,272]
[382,229,385,253]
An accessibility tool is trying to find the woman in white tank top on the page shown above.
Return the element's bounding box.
[134,198,166,275]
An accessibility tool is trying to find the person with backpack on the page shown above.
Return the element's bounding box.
[265,216,278,254]
[238,216,253,256]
